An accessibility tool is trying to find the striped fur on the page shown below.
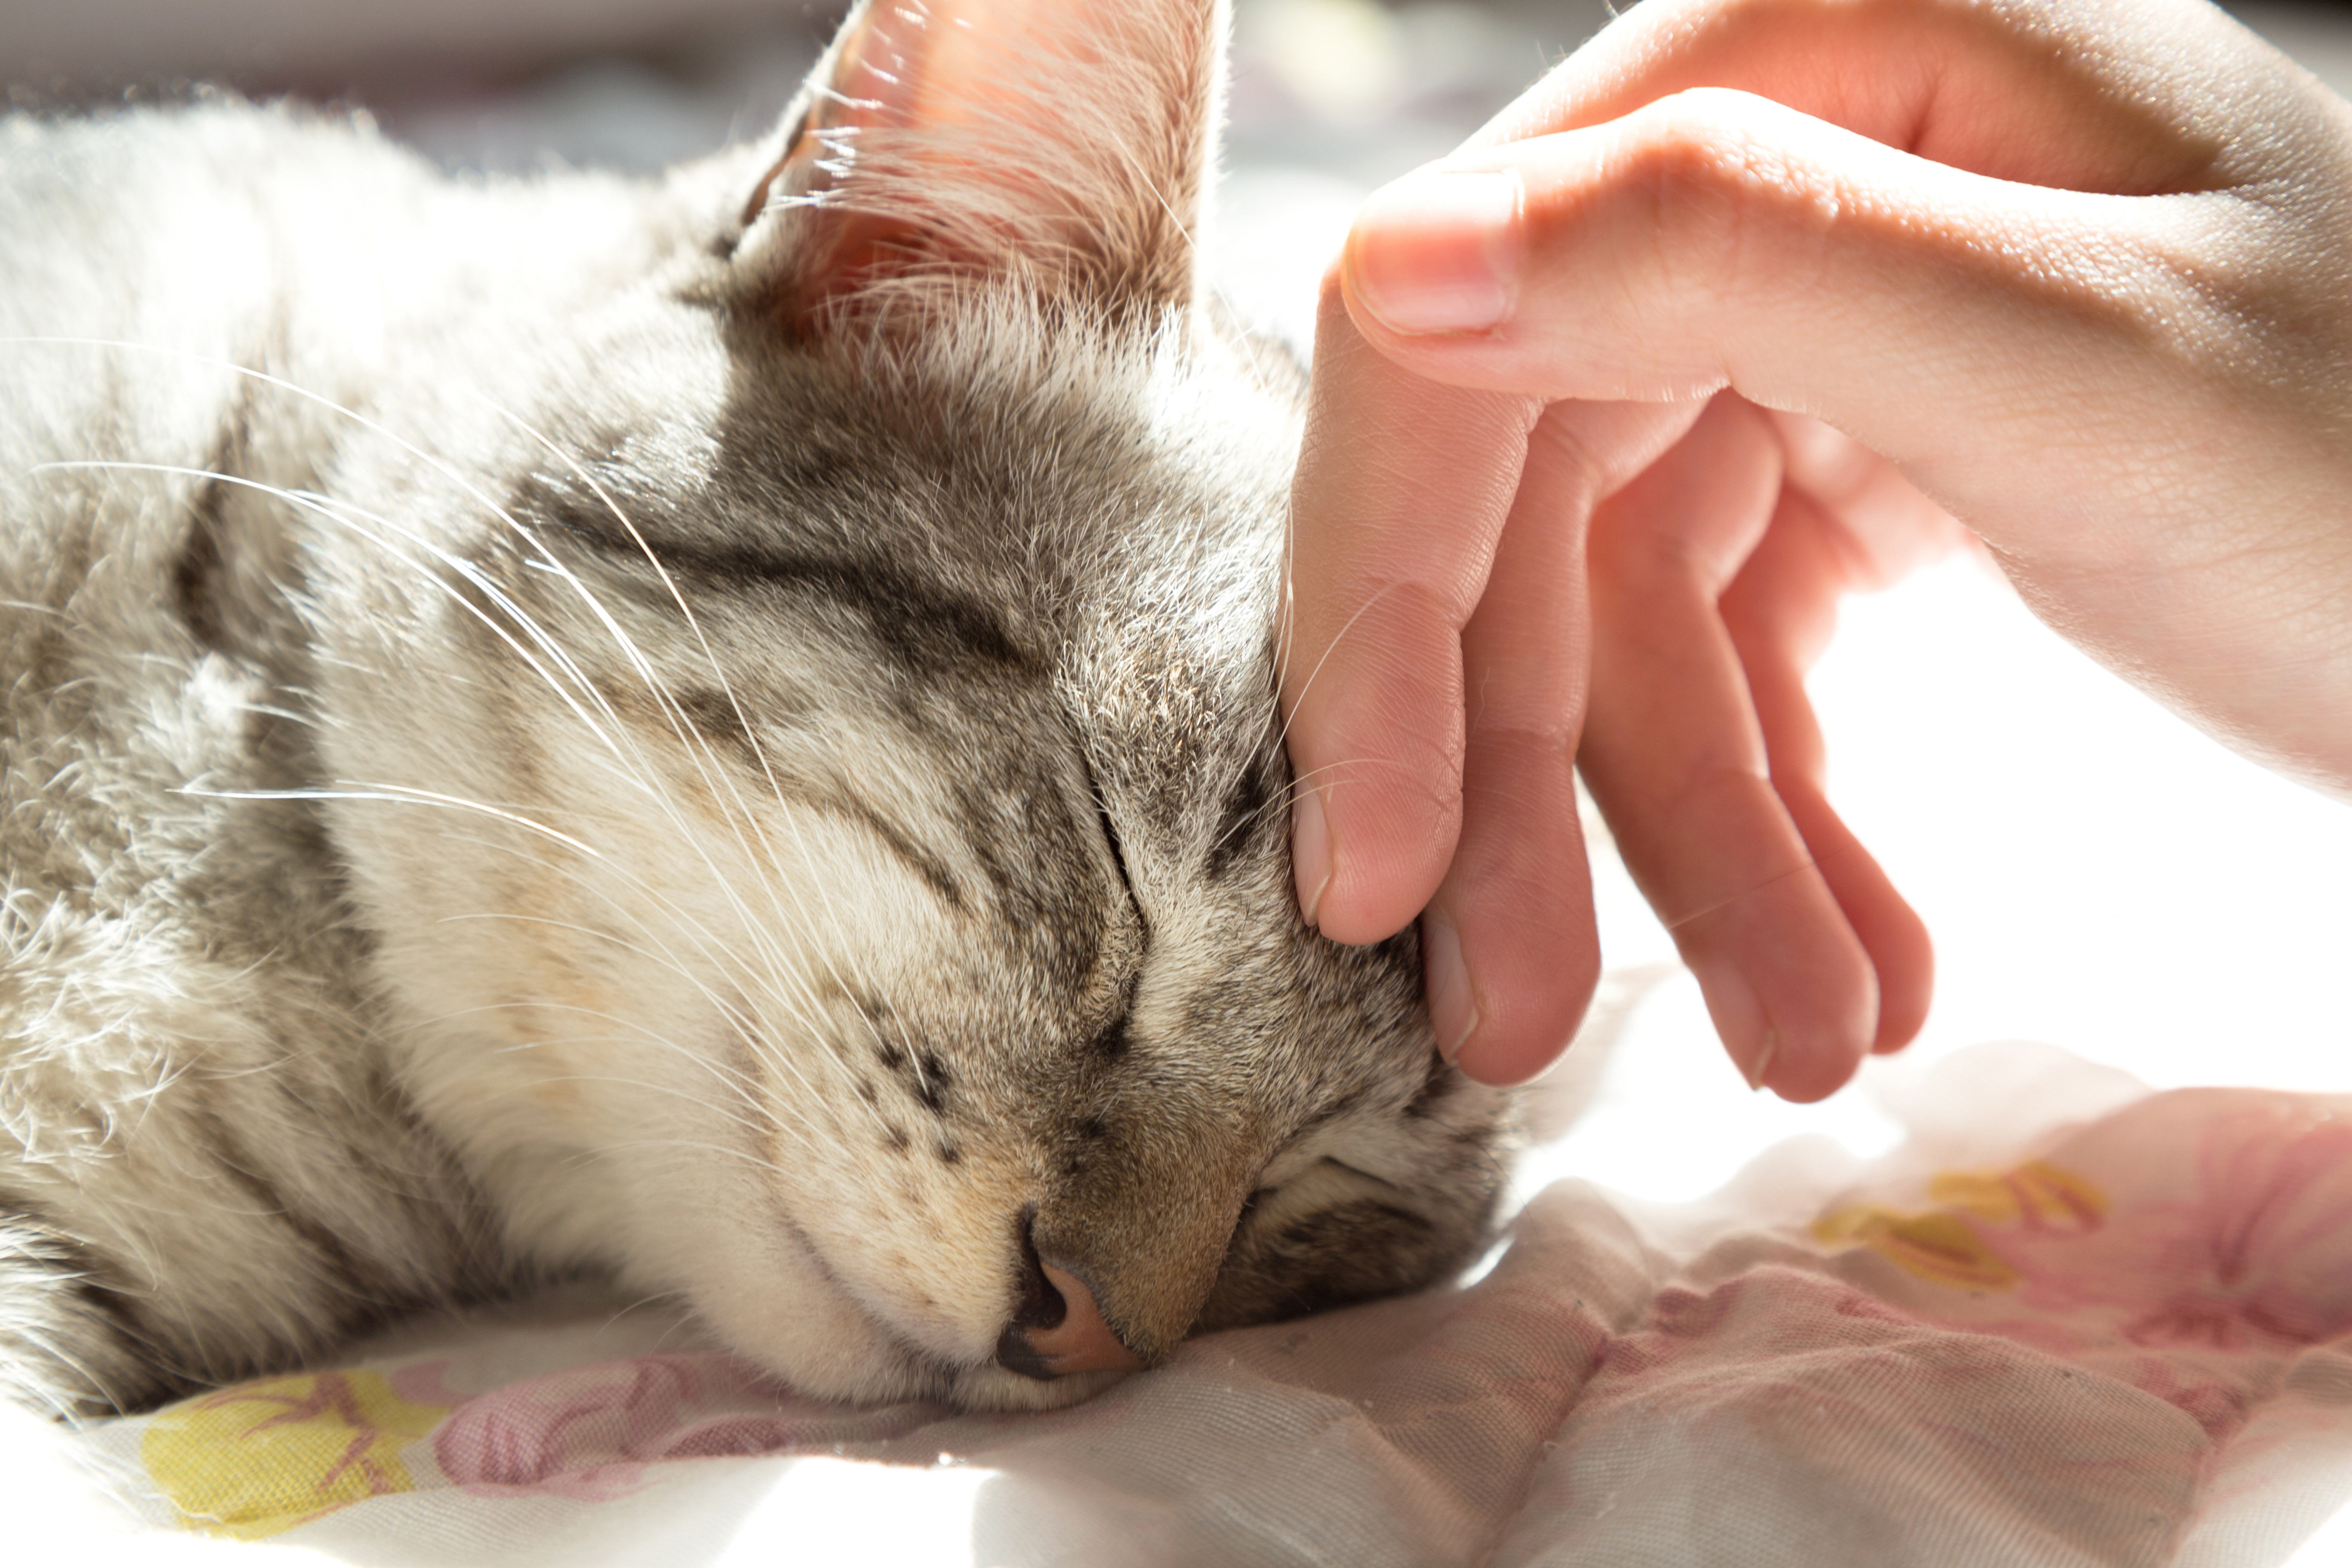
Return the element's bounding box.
[0,0,1518,1420]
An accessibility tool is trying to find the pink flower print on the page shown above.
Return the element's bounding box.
[1977,1097,2352,1351]
[2117,1105,2352,1350]
[432,1354,727,1501]
[420,1351,943,1501]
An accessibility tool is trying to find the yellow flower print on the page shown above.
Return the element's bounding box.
[1812,1161,2107,1291]
[1812,1207,2022,1290]
[143,1369,450,1539]
[1928,1161,2105,1233]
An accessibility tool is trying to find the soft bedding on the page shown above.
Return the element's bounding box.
[45,1041,2352,1566]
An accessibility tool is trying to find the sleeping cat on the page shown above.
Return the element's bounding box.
[0,0,1518,1420]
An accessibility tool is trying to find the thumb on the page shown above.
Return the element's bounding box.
[1337,86,2231,518]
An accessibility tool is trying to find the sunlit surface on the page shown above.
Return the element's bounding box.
[1522,555,2352,1213]
[721,1457,995,1568]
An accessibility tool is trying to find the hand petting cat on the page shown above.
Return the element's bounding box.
[1281,0,2352,1099]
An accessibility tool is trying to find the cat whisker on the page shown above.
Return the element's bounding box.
[396,393,890,1116]
[472,395,897,1102]
[424,967,840,1152]
[31,461,643,772]
[389,823,885,1152]
[184,782,602,861]
[599,1288,699,1343]
[1268,578,1401,767]
[1197,750,1442,873]
[3,335,629,612]
[425,984,776,1114]
[491,1066,790,1148]
[559,1136,790,1179]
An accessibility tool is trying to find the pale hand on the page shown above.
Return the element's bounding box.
[1281,0,2352,1096]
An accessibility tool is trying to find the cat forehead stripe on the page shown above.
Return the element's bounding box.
[537,514,1033,674]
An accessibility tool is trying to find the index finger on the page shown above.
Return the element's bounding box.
[1280,281,1543,946]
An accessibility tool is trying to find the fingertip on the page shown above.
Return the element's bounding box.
[1757,1007,1871,1103]
[1305,784,1456,946]
[1761,1034,1866,1104]
[1448,952,1598,1088]
[1431,875,1602,1089]
[1689,952,1771,1089]
[1286,684,1469,947]
[1689,937,1872,1103]
[1773,789,1936,1055]
[1421,910,1479,1064]
[1453,1035,1570,1089]
[1869,901,1934,1053]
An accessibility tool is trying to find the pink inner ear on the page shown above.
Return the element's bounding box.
[761,0,1063,315]
[754,0,1214,325]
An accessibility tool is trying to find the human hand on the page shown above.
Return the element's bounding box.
[1281,0,2352,1096]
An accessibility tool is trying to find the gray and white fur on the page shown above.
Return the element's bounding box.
[0,0,1518,1420]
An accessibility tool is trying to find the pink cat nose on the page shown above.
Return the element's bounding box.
[997,1240,1145,1380]
[1024,1262,1144,1375]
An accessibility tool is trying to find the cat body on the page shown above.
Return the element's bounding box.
[0,0,1516,1420]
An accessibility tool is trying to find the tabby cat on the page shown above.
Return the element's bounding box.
[0,0,1516,1420]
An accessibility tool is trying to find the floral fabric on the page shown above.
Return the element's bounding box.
[69,1044,2352,1567]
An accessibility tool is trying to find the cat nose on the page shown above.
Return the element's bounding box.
[995,1222,1145,1381]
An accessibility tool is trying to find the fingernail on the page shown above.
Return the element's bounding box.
[1422,913,1480,1063]
[1292,786,1332,928]
[1744,1028,1779,1093]
[1345,167,1522,336]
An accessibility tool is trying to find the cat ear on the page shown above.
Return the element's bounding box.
[738,0,1226,328]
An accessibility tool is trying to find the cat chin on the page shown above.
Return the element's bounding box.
[663,1221,1121,1412]
[939,1362,1130,1413]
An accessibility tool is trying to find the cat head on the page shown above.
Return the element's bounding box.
[315,0,1517,1410]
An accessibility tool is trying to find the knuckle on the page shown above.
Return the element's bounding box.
[1631,89,1834,310]
[1464,721,1580,802]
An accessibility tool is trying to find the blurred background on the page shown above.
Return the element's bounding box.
[0,0,1614,179]
[6,0,2352,1206]
[6,0,2349,172]
[5,0,2351,341]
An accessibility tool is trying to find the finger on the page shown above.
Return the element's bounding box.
[1581,395,1876,1101]
[1342,88,2236,456]
[1765,411,1971,591]
[1431,396,1704,1086]
[1748,415,1955,1049]
[1280,287,1543,946]
[1469,0,2274,196]
[1718,484,1936,1054]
